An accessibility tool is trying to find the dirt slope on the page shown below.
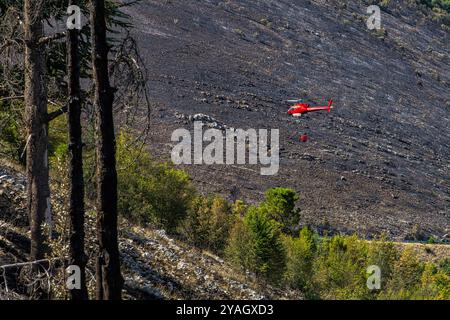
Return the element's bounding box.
[121,0,450,240]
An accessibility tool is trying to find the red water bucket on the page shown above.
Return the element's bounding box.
[300,134,308,142]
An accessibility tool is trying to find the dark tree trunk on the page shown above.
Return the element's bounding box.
[24,0,50,262]
[67,0,88,300]
[90,0,123,300]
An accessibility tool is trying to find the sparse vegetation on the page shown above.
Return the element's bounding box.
[181,195,234,254]
[116,133,194,233]
[259,187,301,234]
[2,128,450,299]
[283,227,317,298]
[0,101,24,161]
[419,0,450,24]
[227,189,449,299]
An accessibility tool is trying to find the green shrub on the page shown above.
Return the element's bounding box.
[420,0,450,11]
[231,200,248,217]
[379,248,425,299]
[116,133,194,232]
[419,0,450,24]
[427,236,438,244]
[313,235,370,299]
[412,262,450,300]
[227,207,286,284]
[0,101,25,161]
[181,195,234,254]
[259,188,300,233]
[225,215,255,271]
[367,236,399,285]
[283,227,317,298]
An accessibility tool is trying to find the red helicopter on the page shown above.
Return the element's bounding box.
[287,99,334,117]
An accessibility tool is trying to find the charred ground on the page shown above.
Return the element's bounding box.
[122,0,450,240]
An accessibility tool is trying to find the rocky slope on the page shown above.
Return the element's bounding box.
[120,0,450,240]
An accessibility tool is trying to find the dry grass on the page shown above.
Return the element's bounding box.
[395,242,450,263]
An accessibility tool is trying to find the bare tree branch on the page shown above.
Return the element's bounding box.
[0,259,55,270]
[110,32,152,138]
[0,95,25,103]
[38,32,67,46]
